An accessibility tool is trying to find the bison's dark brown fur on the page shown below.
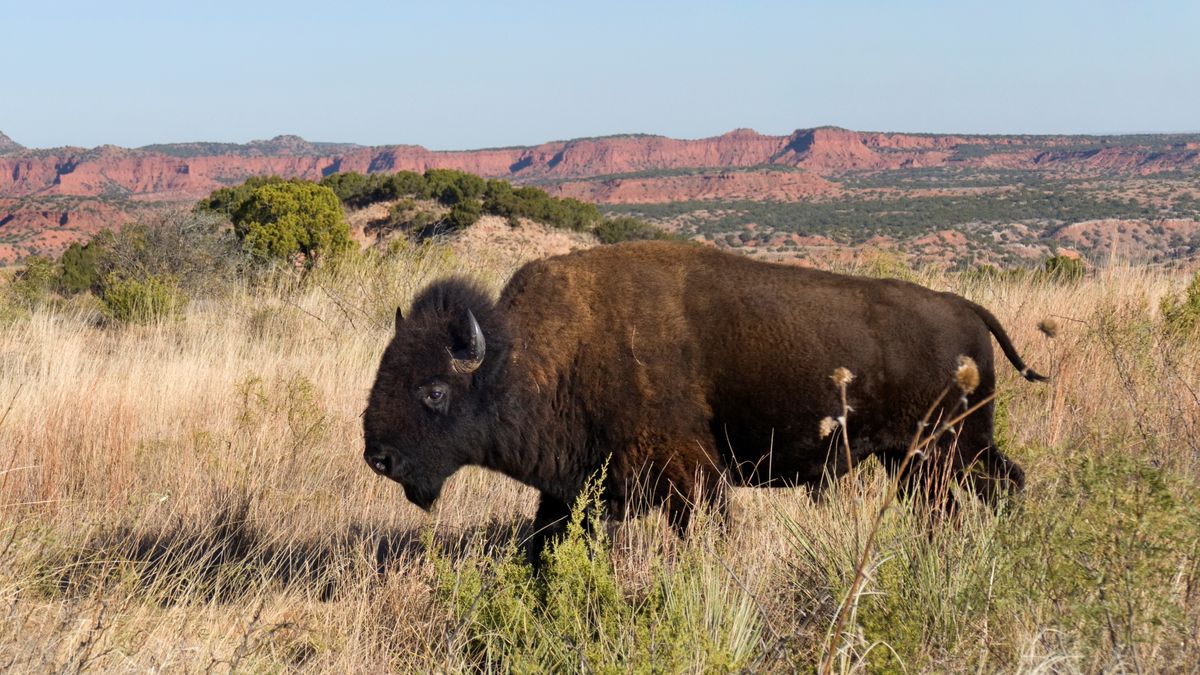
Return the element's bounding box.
[364,241,1045,562]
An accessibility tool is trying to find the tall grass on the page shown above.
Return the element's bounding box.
[1,246,1197,672]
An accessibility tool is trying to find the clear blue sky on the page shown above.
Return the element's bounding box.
[2,0,1197,149]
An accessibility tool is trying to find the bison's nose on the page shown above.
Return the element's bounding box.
[365,444,392,476]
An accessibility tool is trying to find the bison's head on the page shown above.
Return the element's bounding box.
[363,280,499,510]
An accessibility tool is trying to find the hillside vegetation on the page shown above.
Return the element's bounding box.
[4,170,671,324]
[612,170,1200,267]
[1,225,1198,670]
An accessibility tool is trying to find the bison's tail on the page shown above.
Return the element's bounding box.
[965,301,1049,382]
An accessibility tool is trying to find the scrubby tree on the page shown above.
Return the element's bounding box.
[543,197,602,232]
[232,181,352,265]
[389,171,427,198]
[319,171,429,207]
[445,200,483,231]
[483,179,518,216]
[195,175,288,217]
[7,256,57,308]
[485,184,602,232]
[57,240,104,294]
[319,171,370,203]
[593,216,676,244]
[56,212,242,322]
[424,169,486,206]
[100,273,188,324]
[94,212,239,293]
[1041,255,1086,283]
[1161,271,1200,337]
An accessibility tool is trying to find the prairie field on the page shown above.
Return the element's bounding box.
[1,245,1198,673]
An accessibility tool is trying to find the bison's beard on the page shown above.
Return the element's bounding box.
[377,449,459,512]
[400,478,444,512]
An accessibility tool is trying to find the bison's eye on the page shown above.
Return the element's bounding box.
[420,381,451,413]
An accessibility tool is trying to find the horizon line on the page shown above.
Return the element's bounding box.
[4,125,1200,153]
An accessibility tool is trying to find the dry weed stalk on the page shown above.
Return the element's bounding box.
[819,362,995,675]
[831,368,856,476]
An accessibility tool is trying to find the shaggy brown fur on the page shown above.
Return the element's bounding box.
[363,241,1045,563]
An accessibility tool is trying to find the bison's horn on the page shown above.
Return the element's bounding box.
[450,309,486,374]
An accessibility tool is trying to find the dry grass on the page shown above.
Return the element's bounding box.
[1,246,1198,672]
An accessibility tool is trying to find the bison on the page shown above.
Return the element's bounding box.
[363,241,1045,561]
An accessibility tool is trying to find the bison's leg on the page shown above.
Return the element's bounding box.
[657,458,729,539]
[954,412,1025,505]
[920,408,1026,507]
[525,493,571,570]
[619,440,728,539]
[959,444,1025,505]
[881,414,1025,515]
[881,445,960,515]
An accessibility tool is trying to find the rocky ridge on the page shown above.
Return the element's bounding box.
[4,127,1197,202]
[2,126,1199,264]
[0,131,24,155]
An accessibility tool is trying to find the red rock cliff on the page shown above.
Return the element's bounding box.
[3,127,1199,262]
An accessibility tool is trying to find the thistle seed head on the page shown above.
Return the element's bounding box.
[819,416,839,439]
[1038,318,1059,338]
[955,355,980,395]
[831,367,855,387]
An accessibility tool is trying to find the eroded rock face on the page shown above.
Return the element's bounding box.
[0,131,24,155]
[5,127,1197,203]
[0,196,164,265]
[548,170,841,204]
[3,127,1199,262]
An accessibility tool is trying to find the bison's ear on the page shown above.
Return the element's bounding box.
[395,306,404,328]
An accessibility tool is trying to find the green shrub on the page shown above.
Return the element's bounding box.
[991,453,1200,665]
[432,476,762,672]
[388,171,427,198]
[100,273,188,323]
[57,241,104,294]
[324,169,609,234]
[483,182,602,232]
[593,216,675,244]
[444,200,483,231]
[7,255,58,308]
[482,179,516,216]
[319,171,428,207]
[1040,254,1086,282]
[858,249,917,281]
[232,181,352,266]
[317,171,370,203]
[1160,271,1200,337]
[538,196,602,232]
[424,169,485,206]
[195,175,289,218]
